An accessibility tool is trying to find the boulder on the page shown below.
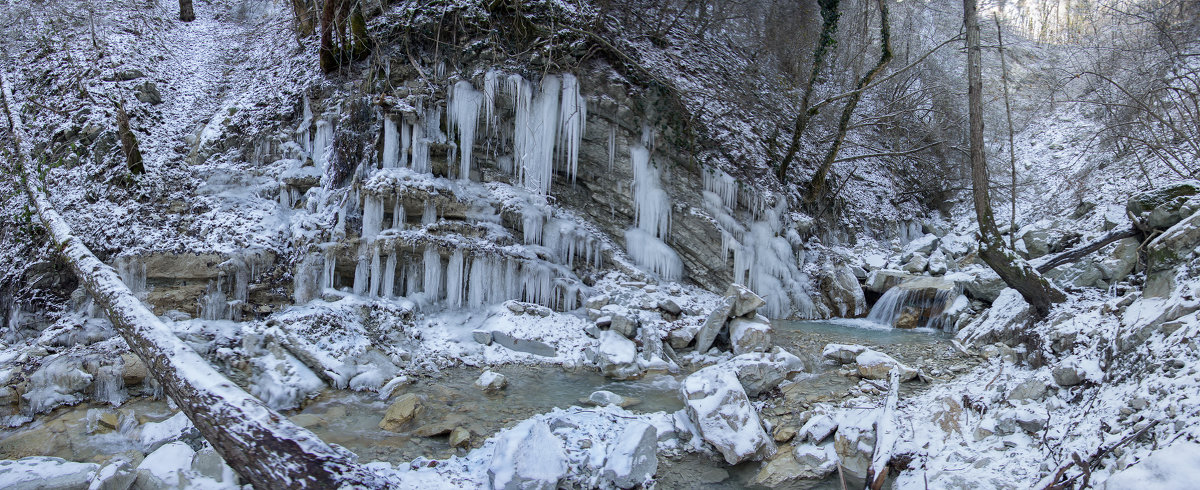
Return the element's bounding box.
[472,330,493,346]
[600,421,658,489]
[610,313,639,339]
[797,413,837,443]
[901,254,928,273]
[475,371,507,392]
[905,234,940,256]
[833,409,877,479]
[726,284,766,318]
[751,443,837,488]
[864,269,912,294]
[379,393,422,431]
[820,265,867,317]
[120,353,147,386]
[487,420,567,490]
[584,294,611,310]
[667,323,700,349]
[190,446,236,484]
[729,315,773,354]
[0,457,98,490]
[92,459,138,490]
[1145,209,1200,298]
[694,296,735,353]
[957,288,1033,346]
[134,81,162,105]
[725,347,806,397]
[595,331,641,380]
[1127,180,1200,231]
[680,367,775,464]
[138,412,200,452]
[135,441,195,489]
[927,249,949,275]
[1008,378,1050,402]
[855,350,918,381]
[449,427,471,448]
[658,299,682,316]
[585,390,639,408]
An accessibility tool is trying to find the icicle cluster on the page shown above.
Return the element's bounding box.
[624,144,682,280]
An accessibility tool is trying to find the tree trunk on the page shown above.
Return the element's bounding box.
[1035,227,1139,274]
[319,0,341,73]
[179,0,195,22]
[964,0,1065,317]
[775,0,840,184]
[806,0,892,205]
[291,0,317,37]
[2,73,390,489]
[115,101,144,175]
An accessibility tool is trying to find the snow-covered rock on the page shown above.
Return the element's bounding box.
[855,350,918,381]
[820,264,867,317]
[728,315,772,355]
[832,409,877,479]
[726,283,766,318]
[680,366,775,464]
[1103,441,1200,489]
[475,371,508,391]
[0,457,98,490]
[694,296,735,353]
[135,441,195,489]
[599,421,658,488]
[797,412,838,443]
[91,459,137,490]
[822,343,868,364]
[725,347,806,397]
[138,412,200,452]
[487,420,567,490]
[957,288,1033,346]
[595,331,641,380]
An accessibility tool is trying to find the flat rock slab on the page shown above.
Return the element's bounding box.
[491,331,557,357]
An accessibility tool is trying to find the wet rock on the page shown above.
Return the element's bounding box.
[865,269,913,294]
[289,413,323,428]
[121,353,147,386]
[822,343,867,364]
[681,366,775,464]
[449,427,471,448]
[658,299,682,316]
[475,371,507,392]
[856,350,918,381]
[595,331,641,380]
[491,331,557,358]
[415,416,466,437]
[98,411,121,430]
[594,316,612,328]
[0,457,98,490]
[773,426,798,443]
[472,330,493,345]
[694,296,734,353]
[379,393,422,431]
[487,420,567,490]
[667,324,699,349]
[726,284,767,318]
[753,442,838,487]
[600,421,658,489]
[729,315,772,354]
[725,347,806,397]
[820,264,867,317]
[585,390,640,408]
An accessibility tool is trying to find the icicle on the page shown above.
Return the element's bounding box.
[299,98,314,155]
[353,244,369,295]
[92,362,126,407]
[522,207,544,245]
[362,194,384,242]
[294,253,322,304]
[704,168,738,210]
[411,121,430,173]
[199,279,230,321]
[382,251,397,298]
[625,229,682,281]
[322,248,337,290]
[630,146,671,239]
[392,197,405,229]
[401,121,411,168]
[559,74,586,183]
[313,119,333,170]
[423,245,443,302]
[382,118,400,169]
[509,74,561,195]
[116,256,146,301]
[422,201,437,226]
[607,125,616,171]
[369,246,382,297]
[448,80,484,180]
[446,250,465,307]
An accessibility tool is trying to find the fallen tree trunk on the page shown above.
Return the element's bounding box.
[865,367,900,490]
[1034,226,1140,274]
[2,72,391,489]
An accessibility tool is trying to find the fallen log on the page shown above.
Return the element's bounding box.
[865,367,901,490]
[3,72,391,488]
[1034,226,1139,274]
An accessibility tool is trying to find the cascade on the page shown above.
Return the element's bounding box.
[625,229,684,281]
[313,119,333,170]
[362,194,384,242]
[382,251,397,298]
[867,281,962,330]
[448,80,484,180]
[559,74,586,182]
[423,245,443,301]
[382,118,400,169]
[446,250,465,307]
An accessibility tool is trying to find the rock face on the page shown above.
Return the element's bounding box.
[728,315,772,355]
[0,457,99,490]
[487,420,568,490]
[1127,180,1200,231]
[680,367,775,464]
[600,421,658,489]
[379,393,422,431]
[1145,208,1200,298]
[820,264,867,317]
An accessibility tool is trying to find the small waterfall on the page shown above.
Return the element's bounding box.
[866,280,961,330]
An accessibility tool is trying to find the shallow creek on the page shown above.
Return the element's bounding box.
[1,320,968,487]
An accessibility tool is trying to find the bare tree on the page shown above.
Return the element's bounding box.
[179,0,195,22]
[964,0,1065,317]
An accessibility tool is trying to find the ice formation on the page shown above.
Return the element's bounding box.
[381,118,400,169]
[625,145,682,280]
[448,80,484,180]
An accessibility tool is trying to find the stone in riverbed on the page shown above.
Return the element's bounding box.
[0,457,98,490]
[379,393,422,431]
[725,347,806,397]
[487,420,567,490]
[490,331,557,357]
[822,343,868,364]
[475,370,507,392]
[595,331,642,380]
[449,427,471,448]
[833,409,877,479]
[680,366,775,464]
[121,353,147,386]
[751,442,837,487]
[855,349,918,381]
[584,390,640,408]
